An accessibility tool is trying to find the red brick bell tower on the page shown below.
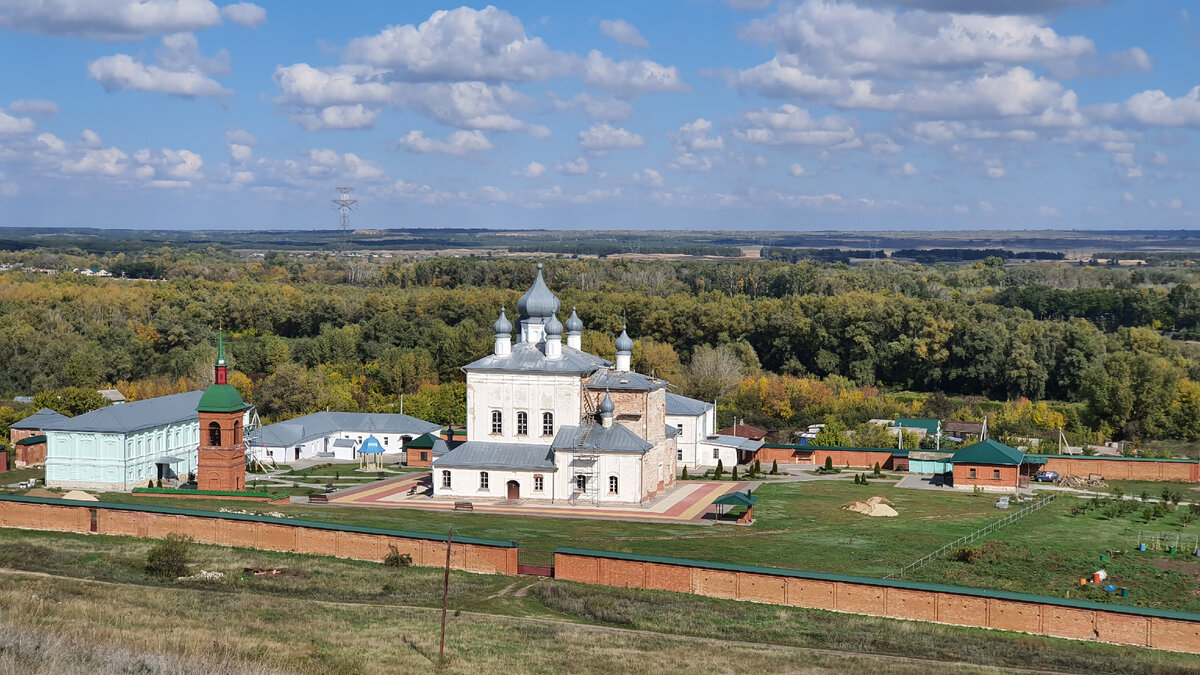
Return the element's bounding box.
[196,332,249,491]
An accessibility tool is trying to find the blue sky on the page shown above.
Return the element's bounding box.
[0,0,1198,231]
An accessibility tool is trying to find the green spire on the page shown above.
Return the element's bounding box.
[216,331,226,366]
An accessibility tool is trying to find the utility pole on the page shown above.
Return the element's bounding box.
[439,525,453,666]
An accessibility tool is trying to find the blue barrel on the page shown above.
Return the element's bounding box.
[1104,584,1115,592]
[1120,588,1129,597]
[1139,543,1146,551]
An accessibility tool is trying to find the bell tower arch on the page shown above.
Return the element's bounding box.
[196,332,249,491]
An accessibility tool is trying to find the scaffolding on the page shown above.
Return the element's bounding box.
[571,387,601,505]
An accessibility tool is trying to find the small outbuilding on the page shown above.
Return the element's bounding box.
[713,490,758,524]
[716,422,767,442]
[404,432,448,467]
[949,440,1028,492]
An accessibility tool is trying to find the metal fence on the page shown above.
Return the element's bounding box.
[1137,531,1199,552]
[886,494,1057,579]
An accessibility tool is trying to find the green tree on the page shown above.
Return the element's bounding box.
[813,419,849,447]
[32,387,109,417]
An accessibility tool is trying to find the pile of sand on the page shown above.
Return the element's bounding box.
[23,488,58,499]
[845,496,898,517]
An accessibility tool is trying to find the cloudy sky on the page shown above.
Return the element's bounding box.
[0,0,1197,230]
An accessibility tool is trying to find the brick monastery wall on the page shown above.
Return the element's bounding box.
[0,496,517,575]
[1042,457,1200,482]
[554,548,1200,654]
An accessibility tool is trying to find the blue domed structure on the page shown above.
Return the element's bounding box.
[565,307,583,335]
[599,392,615,415]
[493,307,512,335]
[545,313,563,337]
[615,325,634,354]
[517,263,560,320]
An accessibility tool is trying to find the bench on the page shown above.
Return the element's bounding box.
[308,494,328,504]
[454,501,473,511]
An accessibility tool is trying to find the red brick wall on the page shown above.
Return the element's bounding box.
[553,552,1200,655]
[1042,457,1199,483]
[809,449,893,469]
[0,499,517,575]
[952,464,1019,490]
[406,445,433,467]
[14,441,46,467]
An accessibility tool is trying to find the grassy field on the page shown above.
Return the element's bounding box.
[89,479,1200,611]
[0,528,1195,674]
[0,465,45,488]
[1080,479,1200,501]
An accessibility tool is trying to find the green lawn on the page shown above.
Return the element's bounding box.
[88,478,1200,611]
[0,528,1194,674]
[0,466,45,488]
[1079,479,1200,501]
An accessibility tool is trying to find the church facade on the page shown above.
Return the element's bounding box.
[432,264,678,504]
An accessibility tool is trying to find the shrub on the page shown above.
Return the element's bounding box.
[731,467,739,481]
[145,533,193,579]
[754,459,762,474]
[715,459,724,479]
[873,462,881,477]
[1162,487,1172,504]
[853,474,860,485]
[824,456,834,471]
[770,460,778,475]
[1142,506,1158,523]
[1111,486,1125,500]
[860,474,869,485]
[1178,510,1197,526]
[156,479,162,488]
[950,547,981,563]
[681,467,689,480]
[146,480,154,489]
[383,544,413,567]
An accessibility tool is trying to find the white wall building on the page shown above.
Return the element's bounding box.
[666,392,716,469]
[433,264,677,504]
[695,434,764,470]
[42,391,211,491]
[248,412,440,463]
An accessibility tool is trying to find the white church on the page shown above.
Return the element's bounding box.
[432,264,680,504]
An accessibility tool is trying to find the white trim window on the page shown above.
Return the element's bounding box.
[441,470,451,489]
[479,471,489,490]
[516,411,528,436]
[575,474,587,493]
[491,411,502,434]
[608,475,619,495]
[542,412,554,436]
[533,475,544,492]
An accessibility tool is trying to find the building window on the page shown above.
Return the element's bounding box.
[575,475,588,493]
[713,448,720,460]
[207,421,221,447]
[533,475,544,492]
[969,468,977,479]
[479,471,489,490]
[993,469,1001,480]
[491,410,502,434]
[676,424,683,433]
[441,470,451,489]
[677,449,683,461]
[542,412,554,436]
[233,420,242,445]
[609,475,619,494]
[383,437,389,446]
[516,411,528,436]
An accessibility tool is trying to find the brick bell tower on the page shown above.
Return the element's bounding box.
[196,332,249,491]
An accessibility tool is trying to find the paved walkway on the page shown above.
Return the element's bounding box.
[326,472,754,524]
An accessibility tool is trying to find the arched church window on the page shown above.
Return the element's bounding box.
[575,474,588,493]
[491,410,502,434]
[609,475,619,494]
[516,412,528,436]
[542,412,554,436]
[207,421,221,447]
[234,419,242,445]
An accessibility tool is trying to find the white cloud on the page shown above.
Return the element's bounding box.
[88,33,232,97]
[273,64,390,107]
[220,2,265,27]
[582,50,688,96]
[62,147,129,176]
[986,166,1006,178]
[556,157,589,175]
[134,147,204,181]
[979,200,996,213]
[1037,205,1060,217]
[344,6,571,82]
[396,129,493,156]
[8,99,58,116]
[0,0,222,40]
[736,104,858,147]
[578,123,645,154]
[292,104,383,131]
[788,163,809,176]
[551,92,633,121]
[599,19,648,47]
[0,110,34,135]
[228,143,253,161]
[953,204,968,214]
[80,129,103,148]
[632,168,664,186]
[1095,86,1200,128]
[1108,47,1153,74]
[901,162,919,176]
[740,1,1093,78]
[670,118,724,152]
[667,153,714,172]
[1168,198,1183,209]
[36,133,66,153]
[514,161,546,178]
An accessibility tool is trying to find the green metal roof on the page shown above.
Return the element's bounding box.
[0,495,516,548]
[1024,453,1200,464]
[15,434,46,446]
[895,418,939,435]
[196,384,247,413]
[713,491,758,508]
[405,432,440,449]
[553,547,1200,623]
[950,439,1024,466]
